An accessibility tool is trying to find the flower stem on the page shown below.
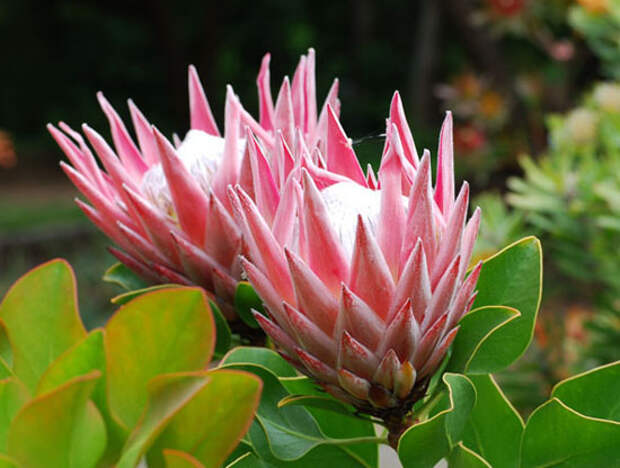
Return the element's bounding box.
[385,413,414,449]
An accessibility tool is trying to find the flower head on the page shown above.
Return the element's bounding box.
[232,94,481,415]
[49,50,346,316]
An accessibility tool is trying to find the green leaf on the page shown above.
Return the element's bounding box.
[520,398,620,467]
[305,407,378,468]
[112,288,232,358]
[221,349,378,466]
[0,358,12,380]
[448,306,520,373]
[234,421,371,468]
[220,363,324,460]
[0,455,18,468]
[147,369,262,467]
[7,371,106,468]
[0,259,87,391]
[208,300,232,357]
[36,329,104,397]
[398,373,476,468]
[111,285,176,305]
[0,321,12,367]
[279,375,330,396]
[226,445,370,467]
[105,287,215,428]
[234,282,265,329]
[279,376,367,418]
[448,443,491,468]
[34,329,129,466]
[277,394,358,417]
[468,237,542,373]
[32,328,124,461]
[117,372,209,468]
[461,374,524,468]
[221,347,297,377]
[279,375,379,466]
[552,360,620,422]
[0,378,29,452]
[103,262,149,291]
[221,363,373,465]
[163,450,205,467]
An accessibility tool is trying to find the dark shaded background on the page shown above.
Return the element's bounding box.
[0,0,591,170]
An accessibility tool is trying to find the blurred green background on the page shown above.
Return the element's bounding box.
[1,0,618,416]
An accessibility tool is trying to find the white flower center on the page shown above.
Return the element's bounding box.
[141,129,246,216]
[321,181,407,259]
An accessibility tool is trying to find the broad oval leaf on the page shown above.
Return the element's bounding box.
[448,306,520,373]
[220,362,375,466]
[0,455,18,468]
[0,378,29,452]
[304,406,378,468]
[163,449,205,468]
[117,372,210,468]
[236,421,371,468]
[0,321,12,367]
[0,259,87,391]
[448,443,491,468]
[105,287,215,428]
[468,237,542,373]
[220,363,324,461]
[520,398,620,468]
[0,357,12,380]
[7,371,106,468]
[552,360,620,422]
[226,446,370,468]
[461,374,524,468]
[147,369,262,468]
[398,373,476,468]
[277,375,378,466]
[36,329,104,398]
[112,286,231,358]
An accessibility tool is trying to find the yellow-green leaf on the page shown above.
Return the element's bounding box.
[7,371,106,468]
[0,378,29,452]
[0,260,87,391]
[117,372,210,468]
[163,449,205,468]
[105,287,215,428]
[148,369,262,467]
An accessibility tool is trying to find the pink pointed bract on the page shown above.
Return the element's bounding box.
[49,49,352,318]
[234,94,482,415]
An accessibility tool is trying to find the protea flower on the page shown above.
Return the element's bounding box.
[48,49,347,318]
[231,96,482,434]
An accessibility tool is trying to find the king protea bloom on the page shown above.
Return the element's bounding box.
[231,97,482,421]
[49,49,350,318]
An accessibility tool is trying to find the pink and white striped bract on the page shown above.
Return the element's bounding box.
[49,50,359,317]
[231,95,482,412]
